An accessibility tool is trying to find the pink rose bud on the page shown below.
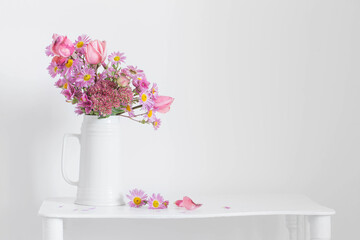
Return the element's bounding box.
[85,40,107,65]
[51,34,75,58]
[117,76,130,87]
[154,96,174,113]
[52,56,67,65]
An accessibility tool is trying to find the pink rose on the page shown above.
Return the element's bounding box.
[52,56,67,65]
[154,96,174,113]
[85,40,107,65]
[51,34,75,58]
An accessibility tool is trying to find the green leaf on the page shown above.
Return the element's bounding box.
[112,108,125,115]
[98,115,110,119]
[72,98,79,104]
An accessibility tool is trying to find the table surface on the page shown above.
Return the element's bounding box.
[38,194,335,219]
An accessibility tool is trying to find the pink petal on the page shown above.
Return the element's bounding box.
[175,200,183,207]
[182,196,202,210]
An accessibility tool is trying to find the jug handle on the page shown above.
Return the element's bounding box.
[61,133,80,186]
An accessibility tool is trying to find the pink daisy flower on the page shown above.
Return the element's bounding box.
[150,83,159,99]
[127,65,144,80]
[47,62,60,78]
[148,193,168,209]
[105,66,120,79]
[152,117,161,130]
[62,58,80,77]
[139,90,154,111]
[108,52,126,65]
[74,35,91,54]
[77,93,93,114]
[124,104,135,117]
[144,108,156,122]
[54,78,66,88]
[134,74,150,93]
[61,83,76,101]
[75,67,96,88]
[120,68,130,78]
[45,45,54,57]
[126,189,148,208]
[97,72,107,81]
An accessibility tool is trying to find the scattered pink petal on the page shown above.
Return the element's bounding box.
[175,200,184,207]
[182,196,202,210]
[224,206,231,209]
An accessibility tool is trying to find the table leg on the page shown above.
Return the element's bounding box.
[286,215,298,240]
[42,218,63,240]
[308,216,331,240]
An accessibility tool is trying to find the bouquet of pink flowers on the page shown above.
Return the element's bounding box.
[46,34,174,129]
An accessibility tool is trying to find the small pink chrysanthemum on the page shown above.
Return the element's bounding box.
[108,52,126,65]
[139,90,154,111]
[54,78,66,88]
[76,93,93,114]
[152,117,161,130]
[127,65,144,80]
[45,45,54,57]
[148,193,168,209]
[74,35,91,54]
[97,72,107,81]
[62,58,80,77]
[47,61,60,78]
[126,189,148,208]
[124,104,135,117]
[120,68,130,77]
[144,108,156,122]
[105,66,120,79]
[75,68,96,88]
[133,74,150,93]
[61,83,77,101]
[150,83,159,99]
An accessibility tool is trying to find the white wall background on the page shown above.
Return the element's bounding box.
[0,0,359,239]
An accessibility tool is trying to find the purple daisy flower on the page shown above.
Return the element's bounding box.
[144,108,156,122]
[47,62,60,78]
[150,83,159,99]
[148,193,168,209]
[45,45,54,57]
[124,104,135,117]
[61,83,76,101]
[120,68,130,77]
[105,66,120,79]
[127,65,144,80]
[54,78,66,88]
[74,35,91,54]
[75,67,96,88]
[108,52,126,65]
[126,189,148,208]
[77,93,93,114]
[62,58,80,77]
[139,90,154,111]
[152,117,161,130]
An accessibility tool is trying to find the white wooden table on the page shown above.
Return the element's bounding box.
[38,194,335,240]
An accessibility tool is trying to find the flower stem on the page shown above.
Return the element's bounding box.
[132,105,142,110]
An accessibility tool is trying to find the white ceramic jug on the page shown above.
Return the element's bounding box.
[61,115,125,206]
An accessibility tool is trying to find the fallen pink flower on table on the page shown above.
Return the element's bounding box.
[175,196,202,210]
